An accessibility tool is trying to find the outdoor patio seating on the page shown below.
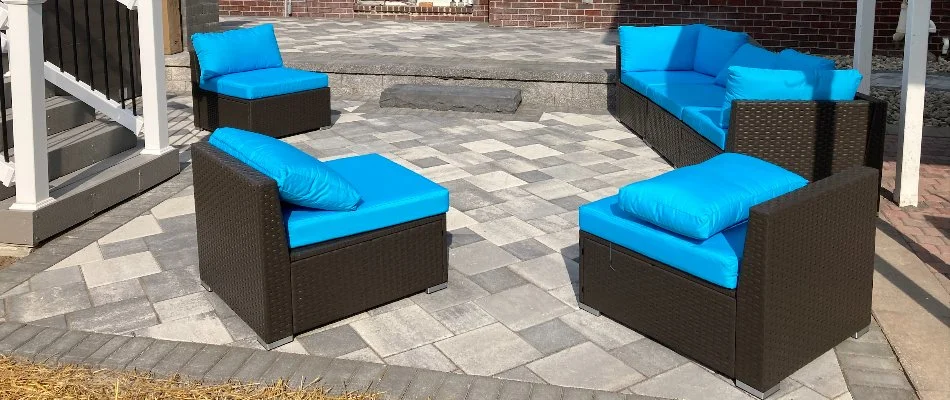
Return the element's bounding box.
[614,24,888,181]
[577,153,879,398]
[192,128,450,349]
[190,24,332,138]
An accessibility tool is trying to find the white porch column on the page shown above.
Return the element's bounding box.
[136,0,172,156]
[7,0,54,211]
[895,0,931,207]
[854,0,876,94]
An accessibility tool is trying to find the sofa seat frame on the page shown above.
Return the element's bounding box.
[192,142,448,348]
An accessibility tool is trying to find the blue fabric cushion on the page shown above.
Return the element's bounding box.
[777,49,836,72]
[646,84,726,119]
[191,24,283,85]
[619,70,716,94]
[283,154,449,248]
[199,67,329,100]
[208,127,361,211]
[682,107,728,149]
[815,69,863,100]
[618,25,701,72]
[617,153,808,241]
[713,44,780,86]
[693,25,749,76]
[580,196,748,289]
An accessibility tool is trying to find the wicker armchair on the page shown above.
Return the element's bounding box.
[192,142,448,348]
[614,46,887,183]
[579,166,879,398]
[190,51,332,138]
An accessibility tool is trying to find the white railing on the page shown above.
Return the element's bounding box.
[0,0,171,210]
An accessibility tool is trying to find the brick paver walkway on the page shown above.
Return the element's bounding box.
[879,130,950,293]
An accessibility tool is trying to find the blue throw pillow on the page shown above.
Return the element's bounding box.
[208,127,361,211]
[618,153,808,240]
[777,49,836,72]
[815,69,863,100]
[693,25,749,76]
[191,24,284,85]
[619,25,701,72]
[714,44,779,86]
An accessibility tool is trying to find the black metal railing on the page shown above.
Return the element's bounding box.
[42,0,141,113]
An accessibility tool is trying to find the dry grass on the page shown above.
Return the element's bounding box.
[0,355,379,400]
[0,256,16,270]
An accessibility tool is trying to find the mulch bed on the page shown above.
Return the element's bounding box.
[0,355,378,399]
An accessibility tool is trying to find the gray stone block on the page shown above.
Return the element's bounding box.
[201,347,256,383]
[126,340,178,372]
[81,335,130,367]
[231,350,279,383]
[529,384,563,400]
[433,373,474,400]
[289,356,333,387]
[380,84,522,114]
[152,342,206,378]
[373,365,418,400]
[260,353,308,384]
[10,327,67,357]
[466,376,503,400]
[498,379,534,400]
[99,336,153,370]
[402,369,447,400]
[178,344,229,379]
[0,325,46,353]
[55,333,113,366]
[346,362,388,394]
[32,330,88,363]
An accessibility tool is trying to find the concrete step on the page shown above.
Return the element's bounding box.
[2,96,97,147]
[0,144,180,246]
[0,118,138,201]
[380,84,522,113]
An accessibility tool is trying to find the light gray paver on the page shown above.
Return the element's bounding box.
[518,318,588,355]
[296,325,368,358]
[66,297,158,334]
[470,266,530,294]
[609,338,689,377]
[350,304,452,357]
[435,323,542,376]
[630,363,753,400]
[476,285,572,331]
[449,240,521,276]
[467,375,505,400]
[384,344,457,372]
[28,266,84,290]
[527,342,644,391]
[4,282,92,322]
[789,351,848,398]
[559,311,643,350]
[498,379,534,400]
[88,279,146,307]
[432,373,475,400]
[529,384,564,400]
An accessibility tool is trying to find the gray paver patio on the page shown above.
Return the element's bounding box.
[0,94,914,399]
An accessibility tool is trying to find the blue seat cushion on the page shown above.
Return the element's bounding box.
[208,127,361,211]
[284,154,450,249]
[199,67,329,100]
[682,107,728,149]
[777,49,836,72]
[191,24,283,85]
[617,153,808,241]
[714,44,780,86]
[619,25,701,72]
[619,70,716,94]
[693,25,749,76]
[580,196,748,289]
[815,69,864,100]
[646,83,726,119]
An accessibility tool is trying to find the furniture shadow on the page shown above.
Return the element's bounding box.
[875,219,950,327]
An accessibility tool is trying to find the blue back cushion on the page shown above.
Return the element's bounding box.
[693,25,749,76]
[619,25,700,72]
[191,24,284,84]
[208,127,361,211]
[714,44,779,86]
[720,66,863,127]
[777,49,836,72]
[617,153,808,240]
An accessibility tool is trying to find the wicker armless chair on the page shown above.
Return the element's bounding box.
[579,166,879,398]
[192,142,449,349]
[190,51,332,139]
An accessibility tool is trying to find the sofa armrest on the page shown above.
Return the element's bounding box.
[616,44,622,77]
[735,166,879,391]
[192,141,294,345]
[726,96,887,182]
[189,51,201,85]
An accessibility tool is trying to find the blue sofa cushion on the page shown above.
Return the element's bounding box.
[580,196,748,289]
[713,44,780,86]
[618,25,700,72]
[619,70,715,94]
[283,154,450,248]
[815,69,864,100]
[617,153,808,241]
[208,127,361,211]
[777,49,836,72]
[693,25,749,76]
[682,107,728,149]
[191,24,284,85]
[199,67,330,100]
[646,84,726,120]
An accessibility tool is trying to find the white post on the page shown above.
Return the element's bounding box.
[895,0,931,207]
[6,0,54,211]
[854,0,876,94]
[136,0,172,156]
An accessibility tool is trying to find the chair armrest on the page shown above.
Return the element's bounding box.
[735,166,879,391]
[189,51,200,85]
[192,141,294,344]
[726,96,887,182]
[616,44,622,76]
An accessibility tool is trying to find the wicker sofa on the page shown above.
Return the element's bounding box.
[192,141,449,349]
[578,162,879,398]
[614,26,887,179]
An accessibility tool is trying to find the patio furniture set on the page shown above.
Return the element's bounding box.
[187,24,883,399]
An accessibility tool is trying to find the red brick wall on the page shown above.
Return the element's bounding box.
[218,0,950,55]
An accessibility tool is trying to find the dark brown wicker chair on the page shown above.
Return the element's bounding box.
[190,51,332,139]
[192,142,449,349]
[579,166,879,398]
[614,45,888,182]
